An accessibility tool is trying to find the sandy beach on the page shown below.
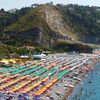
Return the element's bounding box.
[0,53,99,100]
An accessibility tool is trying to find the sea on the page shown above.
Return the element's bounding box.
[68,63,100,100]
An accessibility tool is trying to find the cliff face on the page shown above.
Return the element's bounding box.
[0,4,99,47]
[4,5,77,46]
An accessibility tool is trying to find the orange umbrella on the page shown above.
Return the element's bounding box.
[45,83,53,88]
[0,73,10,78]
[41,77,49,82]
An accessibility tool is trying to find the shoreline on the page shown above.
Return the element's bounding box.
[66,62,100,100]
[0,53,99,100]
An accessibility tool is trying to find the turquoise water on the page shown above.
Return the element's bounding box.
[69,63,100,100]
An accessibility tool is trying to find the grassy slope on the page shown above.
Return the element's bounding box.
[0,4,99,54]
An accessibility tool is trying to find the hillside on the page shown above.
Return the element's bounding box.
[58,4,100,44]
[4,4,77,47]
[0,4,100,54]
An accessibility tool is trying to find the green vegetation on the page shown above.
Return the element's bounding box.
[0,4,100,56]
[0,7,32,33]
[0,4,99,44]
[0,45,34,57]
[57,4,100,43]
